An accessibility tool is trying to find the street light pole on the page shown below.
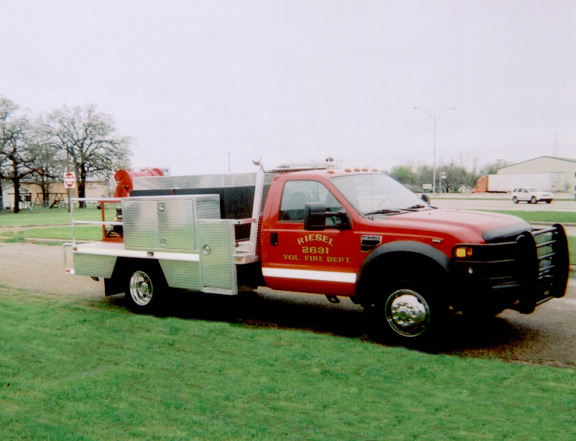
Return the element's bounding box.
[414,107,455,193]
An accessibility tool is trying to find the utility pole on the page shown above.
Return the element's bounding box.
[414,107,455,193]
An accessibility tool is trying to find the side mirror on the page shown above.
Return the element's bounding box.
[421,194,430,204]
[304,202,351,231]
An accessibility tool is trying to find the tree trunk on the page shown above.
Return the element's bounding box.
[39,176,51,208]
[78,176,86,207]
[41,182,50,208]
[12,177,20,214]
[78,164,87,208]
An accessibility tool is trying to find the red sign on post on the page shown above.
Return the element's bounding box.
[63,171,76,189]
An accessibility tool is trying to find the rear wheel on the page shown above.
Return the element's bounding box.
[512,197,519,204]
[125,263,168,313]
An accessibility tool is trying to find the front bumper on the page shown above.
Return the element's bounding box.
[450,224,569,313]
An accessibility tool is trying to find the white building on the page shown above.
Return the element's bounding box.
[497,156,576,194]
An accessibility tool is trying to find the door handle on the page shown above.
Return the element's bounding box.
[270,232,278,246]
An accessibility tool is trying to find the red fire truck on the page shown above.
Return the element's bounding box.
[64,161,569,341]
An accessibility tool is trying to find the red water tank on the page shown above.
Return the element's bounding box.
[114,168,164,197]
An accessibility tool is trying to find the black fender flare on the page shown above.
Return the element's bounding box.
[356,240,450,300]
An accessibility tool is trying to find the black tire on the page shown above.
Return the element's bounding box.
[125,262,168,314]
[512,197,519,204]
[366,278,445,343]
[530,196,537,204]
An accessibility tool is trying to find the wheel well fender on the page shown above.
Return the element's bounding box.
[356,241,450,300]
[105,257,163,296]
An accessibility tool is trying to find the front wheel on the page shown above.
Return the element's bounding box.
[125,263,168,313]
[384,289,431,337]
[366,281,444,343]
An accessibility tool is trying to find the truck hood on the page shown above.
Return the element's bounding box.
[377,209,532,243]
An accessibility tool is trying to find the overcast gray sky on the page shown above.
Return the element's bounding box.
[1,0,575,175]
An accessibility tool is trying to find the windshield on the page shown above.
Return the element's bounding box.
[330,173,430,216]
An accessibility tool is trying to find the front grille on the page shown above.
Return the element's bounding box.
[517,224,569,300]
[451,224,569,312]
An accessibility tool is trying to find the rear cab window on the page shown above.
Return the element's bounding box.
[279,180,342,223]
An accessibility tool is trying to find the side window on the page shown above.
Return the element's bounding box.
[279,180,342,222]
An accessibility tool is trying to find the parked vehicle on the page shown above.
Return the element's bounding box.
[512,187,553,204]
[64,161,569,341]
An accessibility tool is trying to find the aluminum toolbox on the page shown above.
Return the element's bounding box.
[122,194,221,252]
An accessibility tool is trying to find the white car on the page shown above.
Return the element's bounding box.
[511,187,553,204]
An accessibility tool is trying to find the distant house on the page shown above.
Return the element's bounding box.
[1,182,33,210]
[1,179,111,210]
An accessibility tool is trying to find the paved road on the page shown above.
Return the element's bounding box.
[1,242,575,369]
[432,195,576,213]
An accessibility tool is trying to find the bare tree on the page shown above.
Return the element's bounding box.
[27,132,67,207]
[0,97,15,210]
[41,105,132,207]
[0,97,35,213]
[482,159,510,176]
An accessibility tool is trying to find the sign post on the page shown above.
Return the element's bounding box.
[64,171,76,212]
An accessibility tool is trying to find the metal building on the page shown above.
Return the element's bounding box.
[497,156,576,194]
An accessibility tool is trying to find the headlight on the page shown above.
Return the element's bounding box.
[454,246,474,259]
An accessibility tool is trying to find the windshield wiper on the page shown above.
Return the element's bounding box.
[365,204,432,217]
[364,208,407,216]
[404,204,428,211]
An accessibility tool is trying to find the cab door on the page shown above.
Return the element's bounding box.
[261,179,359,296]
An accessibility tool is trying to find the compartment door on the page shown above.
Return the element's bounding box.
[198,220,238,295]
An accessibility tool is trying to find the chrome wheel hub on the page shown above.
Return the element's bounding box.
[385,289,430,337]
[130,271,153,306]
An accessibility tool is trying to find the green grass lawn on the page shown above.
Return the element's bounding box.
[1,288,575,441]
[485,210,576,224]
[1,225,102,242]
[0,206,102,226]
[568,237,576,265]
[0,207,113,242]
